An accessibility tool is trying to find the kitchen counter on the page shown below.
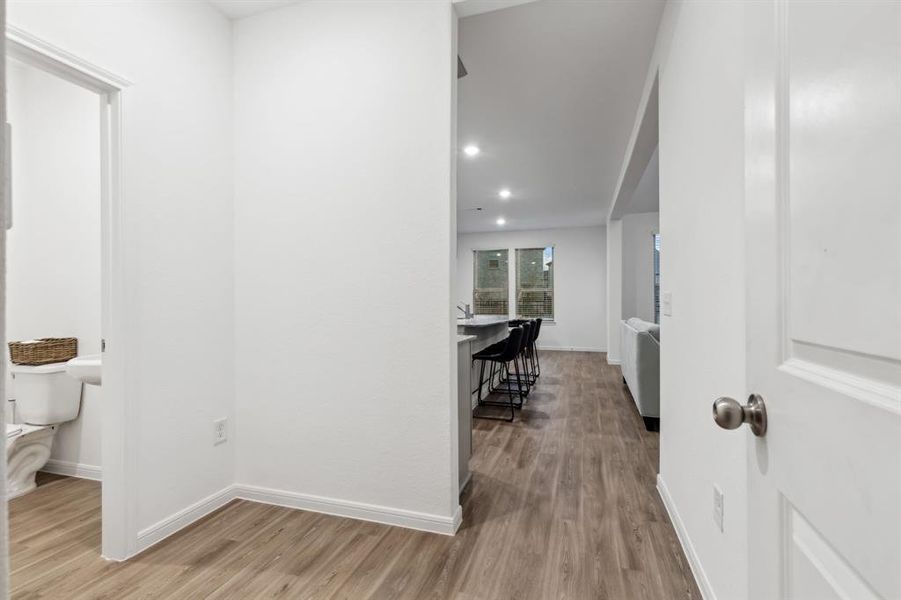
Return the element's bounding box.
[457,334,477,344]
[456,316,510,410]
[456,316,510,329]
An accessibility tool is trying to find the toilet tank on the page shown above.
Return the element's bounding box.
[10,362,82,425]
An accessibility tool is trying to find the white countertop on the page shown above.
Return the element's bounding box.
[456,315,509,328]
[457,335,477,344]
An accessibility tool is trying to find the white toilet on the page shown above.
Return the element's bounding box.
[7,362,82,499]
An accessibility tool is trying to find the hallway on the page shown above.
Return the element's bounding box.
[10,351,698,599]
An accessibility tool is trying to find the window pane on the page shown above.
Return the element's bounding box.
[516,247,554,319]
[473,249,509,315]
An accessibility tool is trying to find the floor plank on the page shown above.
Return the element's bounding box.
[9,351,700,599]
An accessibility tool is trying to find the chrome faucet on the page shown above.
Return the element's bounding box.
[457,303,473,319]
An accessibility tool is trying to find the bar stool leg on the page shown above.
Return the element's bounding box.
[473,359,517,422]
[475,358,486,406]
[520,352,532,395]
[505,363,516,421]
[513,357,526,406]
[527,342,536,379]
[488,361,497,393]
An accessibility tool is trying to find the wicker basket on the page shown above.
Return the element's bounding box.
[8,338,78,366]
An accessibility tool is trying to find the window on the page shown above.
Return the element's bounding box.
[473,249,509,315]
[653,234,661,323]
[516,247,554,319]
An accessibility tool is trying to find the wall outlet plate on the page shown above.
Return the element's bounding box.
[713,484,724,532]
[214,418,227,445]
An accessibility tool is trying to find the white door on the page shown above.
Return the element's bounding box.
[741,1,901,598]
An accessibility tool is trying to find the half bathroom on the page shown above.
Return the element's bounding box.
[5,58,102,494]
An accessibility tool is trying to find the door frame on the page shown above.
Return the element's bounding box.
[6,24,135,561]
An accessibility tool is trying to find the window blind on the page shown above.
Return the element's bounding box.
[473,249,509,315]
[515,247,554,319]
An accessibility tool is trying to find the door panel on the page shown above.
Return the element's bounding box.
[785,502,881,600]
[787,2,901,364]
[745,1,901,599]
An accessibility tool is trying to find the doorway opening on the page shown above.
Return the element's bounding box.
[5,27,132,560]
[610,72,660,436]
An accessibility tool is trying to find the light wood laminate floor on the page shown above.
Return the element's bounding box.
[10,351,699,599]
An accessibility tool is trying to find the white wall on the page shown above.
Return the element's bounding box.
[6,61,102,472]
[457,226,607,352]
[234,1,459,529]
[606,219,623,363]
[9,0,236,548]
[642,2,749,599]
[621,211,659,323]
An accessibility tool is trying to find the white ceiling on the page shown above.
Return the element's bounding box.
[208,0,299,20]
[457,0,664,233]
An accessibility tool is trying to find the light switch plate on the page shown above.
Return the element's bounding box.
[662,291,673,316]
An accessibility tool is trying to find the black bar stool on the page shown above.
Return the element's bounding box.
[529,317,542,378]
[508,317,542,381]
[493,321,532,399]
[472,326,524,422]
[518,319,539,385]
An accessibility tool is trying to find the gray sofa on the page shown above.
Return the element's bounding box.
[620,318,660,431]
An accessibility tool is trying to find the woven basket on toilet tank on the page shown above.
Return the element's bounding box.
[8,338,78,366]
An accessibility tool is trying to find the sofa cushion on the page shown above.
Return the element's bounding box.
[625,317,645,329]
[626,317,660,341]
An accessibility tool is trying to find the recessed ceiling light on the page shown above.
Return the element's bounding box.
[463,144,480,157]
[498,188,512,199]
[496,217,506,226]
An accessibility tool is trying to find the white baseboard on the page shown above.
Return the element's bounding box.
[607,358,621,365]
[451,503,463,533]
[133,484,462,558]
[136,485,236,554]
[42,459,102,481]
[656,474,714,600]
[234,483,462,536]
[538,346,605,353]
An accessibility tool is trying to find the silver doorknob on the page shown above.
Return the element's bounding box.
[712,394,767,437]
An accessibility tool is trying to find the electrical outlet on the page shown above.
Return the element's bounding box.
[213,418,228,445]
[713,484,724,532]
